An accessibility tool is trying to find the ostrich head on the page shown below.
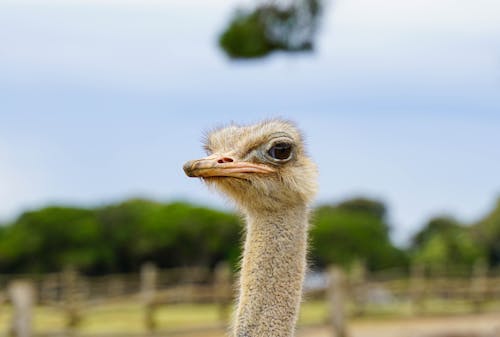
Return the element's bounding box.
[183,119,317,212]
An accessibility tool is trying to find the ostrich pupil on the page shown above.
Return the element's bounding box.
[269,143,292,160]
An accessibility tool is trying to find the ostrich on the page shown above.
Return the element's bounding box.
[183,119,317,337]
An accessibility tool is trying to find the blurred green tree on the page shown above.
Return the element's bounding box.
[0,207,105,273]
[310,198,407,270]
[412,216,460,248]
[94,199,243,272]
[3,196,498,275]
[0,200,243,274]
[472,198,500,266]
[410,216,485,273]
[126,200,243,269]
[219,0,323,59]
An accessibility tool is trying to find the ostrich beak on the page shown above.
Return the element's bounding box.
[183,154,275,178]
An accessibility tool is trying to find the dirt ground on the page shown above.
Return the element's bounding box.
[297,313,500,337]
[179,313,500,337]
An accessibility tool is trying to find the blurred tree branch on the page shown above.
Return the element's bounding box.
[219,0,324,59]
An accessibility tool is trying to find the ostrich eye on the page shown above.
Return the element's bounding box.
[268,142,292,160]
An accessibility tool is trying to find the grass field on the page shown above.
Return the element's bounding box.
[4,300,326,334]
[1,300,500,336]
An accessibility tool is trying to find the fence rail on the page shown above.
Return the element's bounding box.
[2,263,500,337]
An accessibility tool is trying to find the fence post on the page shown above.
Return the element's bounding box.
[62,266,81,329]
[214,262,232,324]
[410,263,426,315]
[8,280,35,337]
[327,266,349,337]
[470,259,488,313]
[349,260,366,317]
[141,262,158,331]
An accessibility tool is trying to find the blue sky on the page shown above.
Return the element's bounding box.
[1,0,499,244]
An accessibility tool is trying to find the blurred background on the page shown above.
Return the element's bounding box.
[1,0,500,336]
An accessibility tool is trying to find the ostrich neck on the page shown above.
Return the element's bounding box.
[234,205,309,337]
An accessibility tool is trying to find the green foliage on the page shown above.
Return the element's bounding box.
[0,200,242,275]
[0,207,104,273]
[219,0,322,59]
[410,216,485,271]
[126,201,243,269]
[472,198,500,266]
[2,196,500,275]
[310,198,407,270]
[335,198,387,222]
[412,216,460,248]
[219,10,273,59]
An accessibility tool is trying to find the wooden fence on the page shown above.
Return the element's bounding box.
[2,262,500,337]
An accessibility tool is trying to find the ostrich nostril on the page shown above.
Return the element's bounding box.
[217,157,234,164]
